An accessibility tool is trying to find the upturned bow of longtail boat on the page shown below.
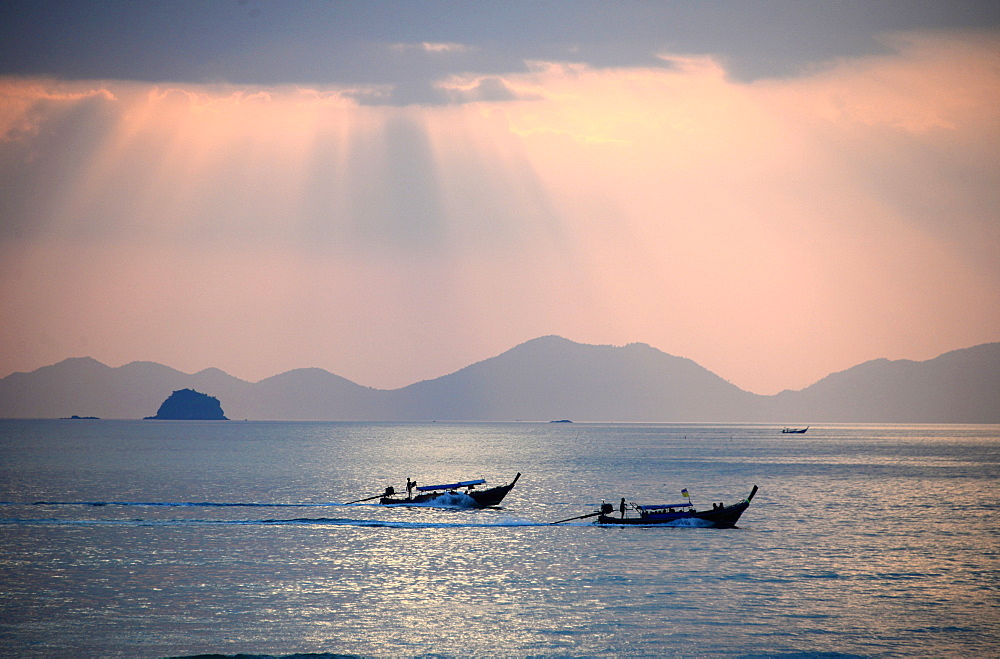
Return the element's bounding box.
[594,485,758,528]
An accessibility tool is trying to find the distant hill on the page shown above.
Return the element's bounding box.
[0,336,997,422]
[769,342,1000,423]
[381,336,762,421]
[0,357,256,420]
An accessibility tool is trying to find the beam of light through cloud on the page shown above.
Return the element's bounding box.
[0,30,997,394]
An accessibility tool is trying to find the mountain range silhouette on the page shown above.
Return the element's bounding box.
[1,336,997,422]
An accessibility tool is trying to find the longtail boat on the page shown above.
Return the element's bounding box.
[376,473,521,507]
[552,485,757,528]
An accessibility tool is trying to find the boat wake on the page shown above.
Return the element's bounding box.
[2,500,343,508]
[627,517,717,528]
[0,515,545,529]
[1,493,496,510]
[555,516,717,528]
[0,498,550,528]
[0,501,734,529]
[378,491,483,508]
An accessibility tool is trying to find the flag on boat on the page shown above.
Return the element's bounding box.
[681,488,690,498]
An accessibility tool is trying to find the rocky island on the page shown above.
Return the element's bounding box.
[145,388,228,420]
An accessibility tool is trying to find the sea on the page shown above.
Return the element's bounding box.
[0,420,997,658]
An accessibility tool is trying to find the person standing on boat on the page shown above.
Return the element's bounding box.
[406,478,415,500]
[620,497,626,519]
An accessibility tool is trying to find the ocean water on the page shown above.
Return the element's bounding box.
[0,420,997,658]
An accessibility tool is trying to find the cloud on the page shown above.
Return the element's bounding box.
[2,2,997,105]
[390,42,471,55]
[0,82,116,141]
[436,75,543,103]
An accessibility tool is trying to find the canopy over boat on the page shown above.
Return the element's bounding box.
[416,478,486,492]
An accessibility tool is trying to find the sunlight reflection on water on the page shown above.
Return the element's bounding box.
[0,421,997,657]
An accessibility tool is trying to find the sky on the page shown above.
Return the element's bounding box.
[1,0,998,395]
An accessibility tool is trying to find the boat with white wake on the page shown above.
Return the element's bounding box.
[552,485,757,528]
[346,473,521,508]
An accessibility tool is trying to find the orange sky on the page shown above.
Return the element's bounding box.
[1,30,998,394]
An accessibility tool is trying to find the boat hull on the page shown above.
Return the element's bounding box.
[380,473,520,508]
[597,485,757,528]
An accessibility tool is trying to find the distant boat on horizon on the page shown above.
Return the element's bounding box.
[782,426,809,434]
